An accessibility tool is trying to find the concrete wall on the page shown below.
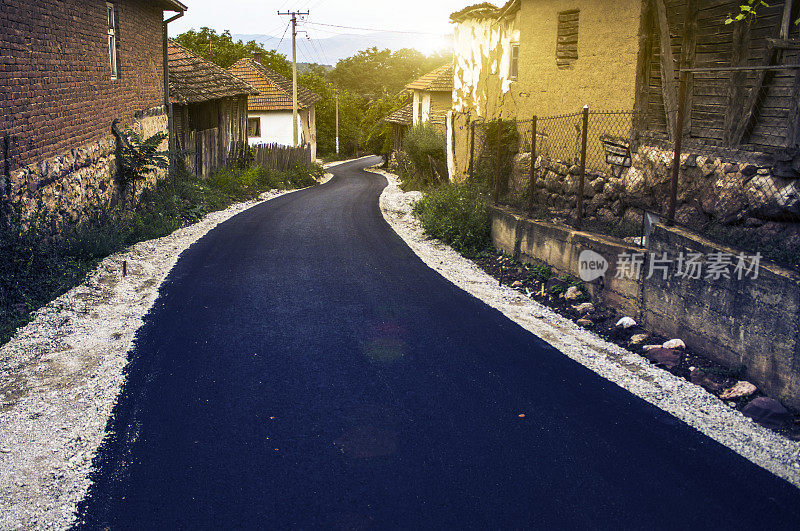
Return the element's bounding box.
[490,205,800,408]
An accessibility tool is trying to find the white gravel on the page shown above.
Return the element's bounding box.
[0,182,321,530]
[371,166,800,489]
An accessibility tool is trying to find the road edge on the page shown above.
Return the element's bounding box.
[370,166,800,490]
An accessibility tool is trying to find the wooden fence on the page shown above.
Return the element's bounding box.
[252,143,312,172]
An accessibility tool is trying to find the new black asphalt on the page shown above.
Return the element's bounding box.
[76,157,800,529]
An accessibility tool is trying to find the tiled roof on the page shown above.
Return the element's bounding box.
[168,41,258,105]
[405,64,454,92]
[385,103,413,125]
[228,58,321,112]
[384,103,448,127]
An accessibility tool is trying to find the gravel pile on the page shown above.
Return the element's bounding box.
[0,185,311,530]
[371,166,800,489]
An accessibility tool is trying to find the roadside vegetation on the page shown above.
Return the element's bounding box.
[394,123,448,191]
[0,143,322,346]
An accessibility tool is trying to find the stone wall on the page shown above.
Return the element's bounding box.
[6,108,168,223]
[507,143,800,240]
[490,205,800,408]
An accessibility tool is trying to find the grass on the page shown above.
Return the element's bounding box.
[0,163,322,345]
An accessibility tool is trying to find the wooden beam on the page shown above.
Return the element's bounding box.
[680,0,699,136]
[633,0,654,133]
[654,0,678,141]
[724,18,753,145]
[786,67,800,150]
[780,0,795,40]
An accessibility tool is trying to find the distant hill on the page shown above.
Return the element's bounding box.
[233,32,451,67]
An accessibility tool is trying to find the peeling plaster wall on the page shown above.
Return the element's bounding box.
[451,0,644,181]
[453,15,520,119]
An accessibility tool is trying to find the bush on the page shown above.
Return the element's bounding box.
[412,181,492,257]
[399,123,447,190]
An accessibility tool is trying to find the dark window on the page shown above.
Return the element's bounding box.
[418,100,424,123]
[106,2,117,78]
[247,118,261,138]
[510,43,519,79]
[188,101,220,131]
[556,10,579,69]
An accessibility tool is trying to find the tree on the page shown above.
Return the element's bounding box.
[724,1,799,26]
[330,47,450,99]
[174,27,292,76]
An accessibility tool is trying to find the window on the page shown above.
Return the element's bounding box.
[106,3,117,78]
[509,43,519,80]
[247,118,261,138]
[556,9,579,69]
[418,100,424,124]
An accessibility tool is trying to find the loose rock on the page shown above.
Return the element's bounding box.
[577,319,594,328]
[573,302,594,315]
[616,317,637,329]
[629,333,649,346]
[741,397,792,429]
[662,339,686,350]
[643,348,681,369]
[720,381,758,400]
[564,286,582,301]
[689,369,727,393]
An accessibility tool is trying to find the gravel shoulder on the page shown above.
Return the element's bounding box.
[0,166,339,530]
[371,166,800,490]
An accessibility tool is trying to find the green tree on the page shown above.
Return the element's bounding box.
[174,27,292,76]
[331,47,450,99]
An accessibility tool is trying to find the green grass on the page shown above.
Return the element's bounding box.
[0,163,322,345]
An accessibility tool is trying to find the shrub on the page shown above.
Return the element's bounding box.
[412,181,492,257]
[399,123,447,189]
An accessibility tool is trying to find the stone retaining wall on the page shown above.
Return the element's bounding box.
[508,144,800,242]
[490,205,800,409]
[5,107,168,223]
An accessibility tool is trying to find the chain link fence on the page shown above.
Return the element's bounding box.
[464,67,800,270]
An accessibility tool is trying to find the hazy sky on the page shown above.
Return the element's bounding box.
[170,0,471,53]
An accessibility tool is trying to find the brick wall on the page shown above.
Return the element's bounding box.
[0,0,166,171]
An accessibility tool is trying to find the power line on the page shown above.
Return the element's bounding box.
[277,20,291,50]
[304,20,446,36]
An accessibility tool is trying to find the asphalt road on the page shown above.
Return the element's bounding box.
[77,157,800,529]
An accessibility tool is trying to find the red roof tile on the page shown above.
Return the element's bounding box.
[228,58,321,112]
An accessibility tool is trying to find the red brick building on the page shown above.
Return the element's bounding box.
[0,0,187,218]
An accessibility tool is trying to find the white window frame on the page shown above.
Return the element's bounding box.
[106,2,118,79]
[509,43,520,80]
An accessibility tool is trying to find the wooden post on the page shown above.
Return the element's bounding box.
[527,116,538,217]
[468,121,476,180]
[494,120,502,202]
[667,73,687,226]
[680,0,699,136]
[576,106,588,231]
[654,0,678,142]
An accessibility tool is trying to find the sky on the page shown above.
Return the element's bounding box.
[169,0,472,55]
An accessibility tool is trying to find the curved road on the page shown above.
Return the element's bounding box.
[77,157,799,529]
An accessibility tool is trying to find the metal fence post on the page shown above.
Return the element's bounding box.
[494,120,502,202]
[667,72,687,226]
[576,106,589,231]
[468,120,475,180]
[527,116,538,217]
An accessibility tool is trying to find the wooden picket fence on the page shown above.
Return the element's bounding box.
[251,143,312,172]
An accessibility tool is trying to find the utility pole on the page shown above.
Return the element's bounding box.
[278,10,309,148]
[335,87,340,154]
